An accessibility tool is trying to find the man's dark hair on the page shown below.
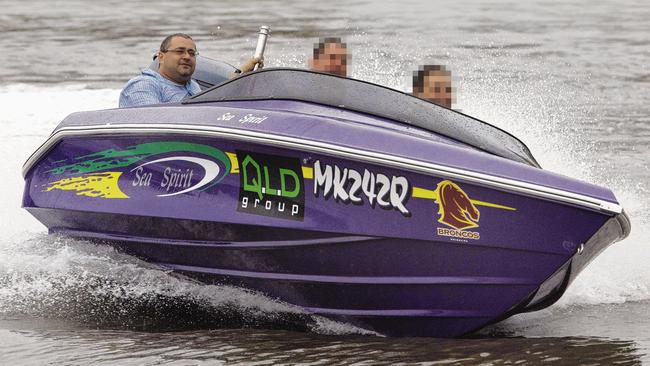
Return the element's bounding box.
[160,33,194,52]
[313,37,347,59]
[412,64,450,93]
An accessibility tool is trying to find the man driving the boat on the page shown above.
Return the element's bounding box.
[309,37,350,77]
[119,33,261,108]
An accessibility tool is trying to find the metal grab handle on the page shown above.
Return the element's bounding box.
[253,26,270,71]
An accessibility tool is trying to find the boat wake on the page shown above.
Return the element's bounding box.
[0,233,373,336]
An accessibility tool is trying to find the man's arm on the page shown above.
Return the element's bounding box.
[119,78,163,108]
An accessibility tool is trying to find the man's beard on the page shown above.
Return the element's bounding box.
[178,64,194,77]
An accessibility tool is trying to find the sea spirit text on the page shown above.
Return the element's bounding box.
[132,167,194,193]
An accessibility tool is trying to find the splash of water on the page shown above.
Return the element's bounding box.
[0,232,371,335]
[452,48,649,307]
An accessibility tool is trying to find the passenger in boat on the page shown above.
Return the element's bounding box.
[309,37,350,77]
[412,64,455,109]
[119,33,261,108]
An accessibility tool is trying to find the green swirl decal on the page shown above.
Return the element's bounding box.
[48,141,231,184]
[45,141,232,198]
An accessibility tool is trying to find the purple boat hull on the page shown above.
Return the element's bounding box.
[21,70,630,337]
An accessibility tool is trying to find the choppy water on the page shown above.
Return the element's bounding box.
[1,0,649,364]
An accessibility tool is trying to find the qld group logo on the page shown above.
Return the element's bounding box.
[44,141,231,198]
[236,150,305,221]
[434,180,481,240]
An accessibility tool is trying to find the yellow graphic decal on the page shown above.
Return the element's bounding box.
[302,166,313,179]
[470,199,516,211]
[227,152,239,173]
[414,179,517,239]
[228,153,315,181]
[410,185,516,211]
[412,187,438,200]
[45,172,129,198]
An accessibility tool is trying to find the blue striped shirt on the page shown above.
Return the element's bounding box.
[119,68,202,108]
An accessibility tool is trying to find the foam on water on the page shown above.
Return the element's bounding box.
[0,232,370,335]
[0,80,647,335]
[457,62,650,307]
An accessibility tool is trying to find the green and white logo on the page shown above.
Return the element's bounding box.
[236,150,304,221]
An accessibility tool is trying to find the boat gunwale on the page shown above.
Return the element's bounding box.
[22,123,623,215]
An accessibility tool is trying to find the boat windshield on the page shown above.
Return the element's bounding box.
[185,68,539,167]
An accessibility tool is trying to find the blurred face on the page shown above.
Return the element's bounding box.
[158,36,197,84]
[310,43,349,77]
[415,71,453,108]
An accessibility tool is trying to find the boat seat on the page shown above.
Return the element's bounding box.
[149,54,237,90]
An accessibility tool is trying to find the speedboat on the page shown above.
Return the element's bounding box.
[21,60,631,337]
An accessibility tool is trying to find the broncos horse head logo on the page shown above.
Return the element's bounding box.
[436,180,480,230]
